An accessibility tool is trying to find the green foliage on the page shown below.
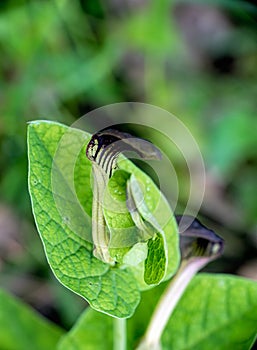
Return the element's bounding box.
[162,274,257,349]
[0,288,64,350]
[55,274,257,350]
[129,274,257,349]
[27,120,179,317]
[207,111,257,177]
[57,308,113,350]
[1,1,257,348]
[27,121,140,318]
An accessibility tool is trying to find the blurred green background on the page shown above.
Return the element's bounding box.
[0,0,256,333]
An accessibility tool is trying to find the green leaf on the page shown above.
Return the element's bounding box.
[0,288,64,350]
[57,308,112,350]
[144,233,166,285]
[56,289,156,350]
[57,274,257,350]
[28,121,140,318]
[162,274,257,350]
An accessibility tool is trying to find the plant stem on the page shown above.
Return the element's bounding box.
[138,259,208,349]
[114,317,127,350]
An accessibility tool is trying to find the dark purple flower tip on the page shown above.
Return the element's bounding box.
[175,215,224,261]
[86,129,161,177]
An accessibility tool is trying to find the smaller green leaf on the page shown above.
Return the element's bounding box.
[0,289,64,350]
[162,274,257,350]
[57,308,112,350]
[144,233,167,285]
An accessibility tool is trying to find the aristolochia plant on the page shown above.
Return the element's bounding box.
[25,120,257,350]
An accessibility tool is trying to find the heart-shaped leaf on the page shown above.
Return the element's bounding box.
[28,121,180,317]
[28,121,140,318]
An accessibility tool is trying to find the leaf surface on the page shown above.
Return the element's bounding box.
[57,308,112,350]
[162,274,257,350]
[28,121,140,318]
[0,289,64,350]
[58,274,257,350]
